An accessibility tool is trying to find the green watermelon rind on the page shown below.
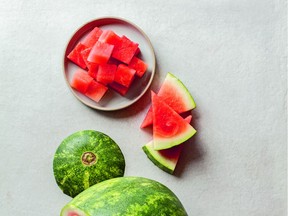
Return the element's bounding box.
[142,141,175,174]
[60,176,188,216]
[162,72,196,110]
[53,130,125,198]
[154,126,197,150]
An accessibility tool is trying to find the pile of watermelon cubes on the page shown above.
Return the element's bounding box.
[67,27,148,102]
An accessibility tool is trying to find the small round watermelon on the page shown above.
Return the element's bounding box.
[60,176,188,216]
[53,130,125,198]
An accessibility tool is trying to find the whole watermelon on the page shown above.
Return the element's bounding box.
[60,176,188,216]
[53,130,125,198]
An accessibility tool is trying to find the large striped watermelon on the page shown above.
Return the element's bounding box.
[60,176,188,216]
[53,130,125,198]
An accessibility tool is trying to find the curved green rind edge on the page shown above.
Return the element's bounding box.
[53,130,125,198]
[61,204,89,216]
[60,176,188,216]
[154,125,197,150]
[166,72,196,109]
[142,142,174,174]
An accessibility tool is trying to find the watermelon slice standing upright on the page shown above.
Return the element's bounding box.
[141,72,196,128]
[151,91,196,150]
[142,115,192,174]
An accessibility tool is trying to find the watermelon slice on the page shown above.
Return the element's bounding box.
[151,91,196,150]
[142,115,192,174]
[67,43,88,69]
[141,72,196,128]
[81,27,103,48]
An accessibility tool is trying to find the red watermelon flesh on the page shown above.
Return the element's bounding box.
[85,80,108,102]
[112,35,139,64]
[142,115,192,174]
[81,27,103,48]
[109,82,129,96]
[151,91,196,150]
[87,64,99,79]
[70,69,93,94]
[97,64,117,85]
[80,47,93,69]
[87,41,114,65]
[67,43,87,69]
[98,30,122,48]
[128,56,148,77]
[141,72,196,128]
[114,64,136,88]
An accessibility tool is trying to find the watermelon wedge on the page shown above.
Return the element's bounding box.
[151,91,196,150]
[141,72,196,128]
[142,115,191,174]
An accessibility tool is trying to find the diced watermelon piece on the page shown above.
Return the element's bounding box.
[112,36,139,64]
[87,41,114,65]
[134,47,141,56]
[97,64,117,85]
[85,80,108,102]
[70,69,93,94]
[67,43,88,69]
[151,91,196,150]
[128,56,148,77]
[80,47,93,69]
[109,82,129,96]
[81,27,103,48]
[87,64,99,79]
[114,64,136,88]
[98,30,122,48]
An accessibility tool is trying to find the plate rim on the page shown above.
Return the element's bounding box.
[63,16,156,111]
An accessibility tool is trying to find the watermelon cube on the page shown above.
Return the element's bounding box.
[97,64,117,85]
[87,64,99,79]
[85,80,108,102]
[114,64,136,88]
[70,69,93,93]
[81,27,103,48]
[67,43,88,69]
[87,41,114,65]
[112,36,139,64]
[109,82,129,96]
[80,47,92,68]
[98,30,122,48]
[128,56,148,77]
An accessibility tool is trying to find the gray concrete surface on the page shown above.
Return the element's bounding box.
[0,0,286,215]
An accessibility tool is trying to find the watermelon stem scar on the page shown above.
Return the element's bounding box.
[81,152,97,166]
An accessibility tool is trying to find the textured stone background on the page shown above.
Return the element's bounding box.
[0,0,286,215]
